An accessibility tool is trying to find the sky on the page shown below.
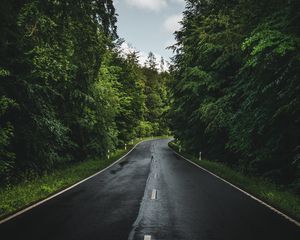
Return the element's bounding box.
[114,0,186,66]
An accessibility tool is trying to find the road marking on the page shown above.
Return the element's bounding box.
[154,173,157,179]
[144,235,151,240]
[170,147,300,228]
[151,189,157,200]
[0,139,150,225]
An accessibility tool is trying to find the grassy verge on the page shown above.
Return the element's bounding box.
[169,141,300,222]
[0,136,170,220]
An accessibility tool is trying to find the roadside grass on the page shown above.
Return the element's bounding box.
[0,136,170,220]
[168,141,300,222]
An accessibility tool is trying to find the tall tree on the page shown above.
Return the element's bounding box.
[170,0,300,188]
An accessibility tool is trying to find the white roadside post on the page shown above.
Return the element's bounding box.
[199,151,202,161]
[125,143,127,150]
[107,149,110,160]
[179,145,182,153]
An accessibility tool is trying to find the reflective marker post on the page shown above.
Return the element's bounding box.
[107,149,110,160]
[125,143,127,150]
[199,151,202,161]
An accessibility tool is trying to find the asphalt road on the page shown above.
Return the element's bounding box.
[1,139,300,240]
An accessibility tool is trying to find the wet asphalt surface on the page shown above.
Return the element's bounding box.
[1,139,300,240]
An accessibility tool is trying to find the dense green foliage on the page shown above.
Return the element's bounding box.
[0,0,170,184]
[2,0,297,197]
[170,0,300,190]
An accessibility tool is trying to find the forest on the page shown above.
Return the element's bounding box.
[0,0,170,184]
[0,0,299,194]
[169,0,300,191]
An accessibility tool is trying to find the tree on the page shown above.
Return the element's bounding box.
[0,0,118,182]
[170,0,300,189]
[0,0,171,184]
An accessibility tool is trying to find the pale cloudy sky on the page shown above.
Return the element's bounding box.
[114,0,185,65]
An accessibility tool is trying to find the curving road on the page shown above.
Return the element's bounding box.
[1,139,300,240]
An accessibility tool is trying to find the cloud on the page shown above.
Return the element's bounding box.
[171,0,185,5]
[119,42,136,55]
[163,14,183,33]
[119,42,151,66]
[125,0,168,11]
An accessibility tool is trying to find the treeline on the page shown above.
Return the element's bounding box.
[170,0,300,190]
[0,0,170,183]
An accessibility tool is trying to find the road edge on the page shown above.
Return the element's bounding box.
[0,139,149,225]
[169,145,300,228]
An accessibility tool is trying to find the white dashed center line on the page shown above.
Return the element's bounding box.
[151,189,157,200]
[144,235,151,240]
